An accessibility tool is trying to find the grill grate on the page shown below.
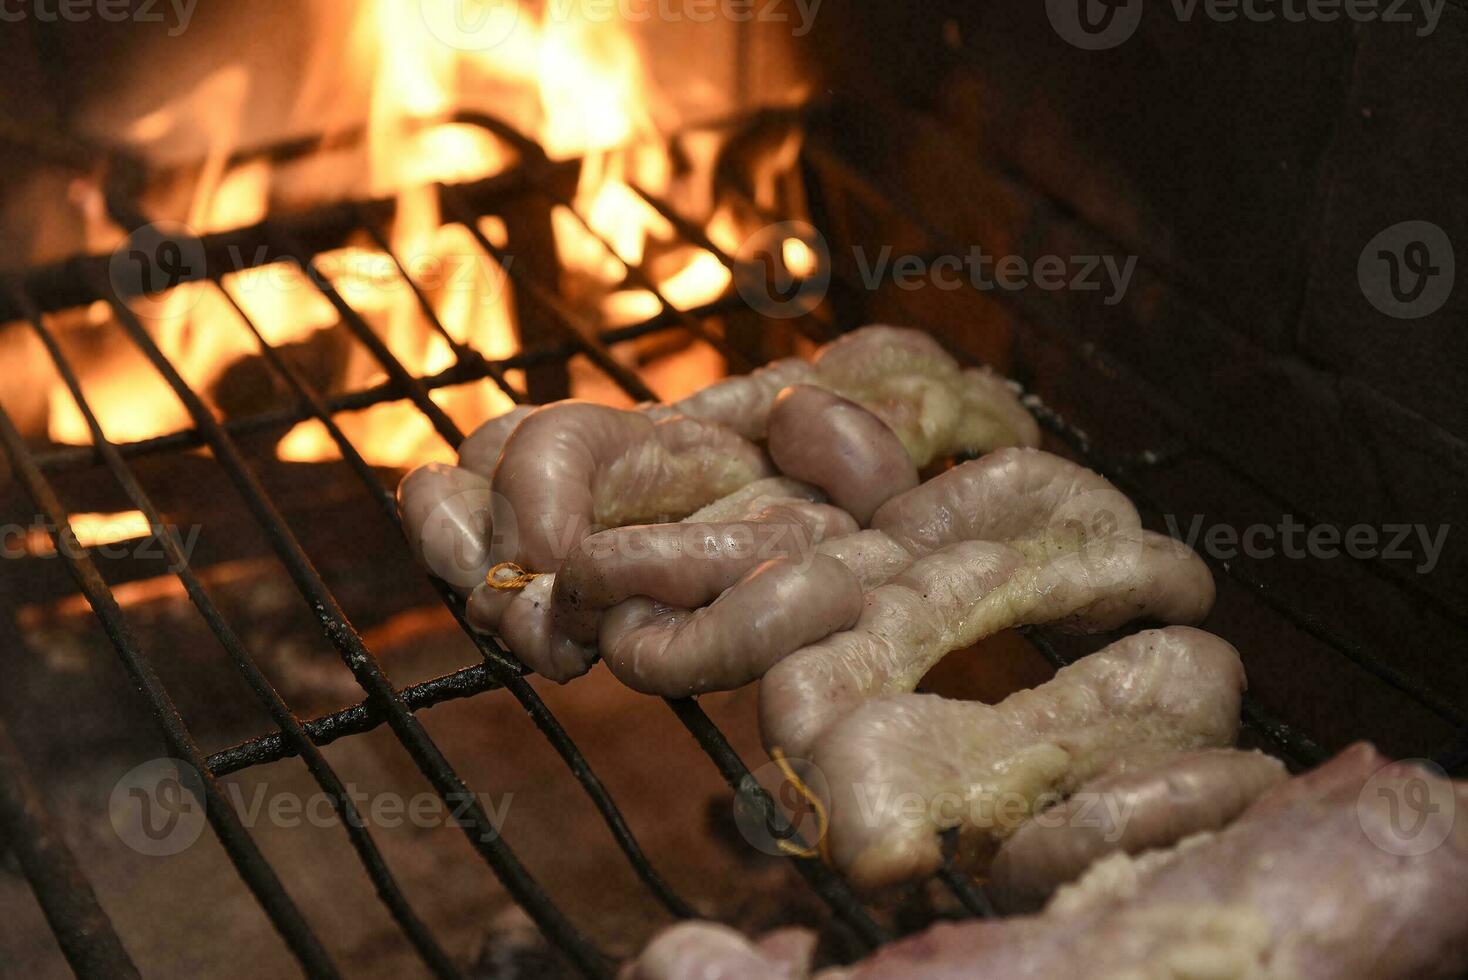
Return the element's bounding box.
[0,108,1462,979]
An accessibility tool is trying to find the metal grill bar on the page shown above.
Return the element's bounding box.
[625,180,842,347]
[0,713,142,980]
[7,102,1455,978]
[441,186,660,403]
[938,858,997,919]
[206,662,510,774]
[354,211,530,406]
[663,698,890,949]
[25,295,750,475]
[269,229,469,447]
[85,268,615,978]
[0,405,342,979]
[533,184,756,373]
[211,278,696,921]
[0,162,573,324]
[8,283,464,977]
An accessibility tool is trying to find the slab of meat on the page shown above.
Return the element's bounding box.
[988,748,1288,912]
[490,401,772,572]
[833,743,1468,979]
[804,627,1246,890]
[767,385,920,526]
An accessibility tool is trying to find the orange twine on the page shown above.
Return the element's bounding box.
[485,561,540,591]
[769,746,831,863]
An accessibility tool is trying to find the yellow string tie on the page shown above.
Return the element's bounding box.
[485,561,540,591]
[769,746,830,863]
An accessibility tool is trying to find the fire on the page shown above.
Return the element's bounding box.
[18,511,153,556]
[48,0,807,471]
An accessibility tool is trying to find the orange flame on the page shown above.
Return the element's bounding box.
[51,0,806,470]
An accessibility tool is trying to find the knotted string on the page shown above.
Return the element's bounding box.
[768,746,831,863]
[485,561,540,591]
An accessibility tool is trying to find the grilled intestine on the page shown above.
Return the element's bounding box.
[395,463,499,593]
[802,627,1246,891]
[402,324,1034,592]
[551,501,861,694]
[987,748,1289,913]
[455,404,535,478]
[466,486,865,684]
[668,325,1040,465]
[766,385,919,526]
[760,450,1214,757]
[798,325,1041,466]
[667,356,813,440]
[489,402,777,572]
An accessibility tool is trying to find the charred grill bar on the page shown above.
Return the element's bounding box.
[0,107,1463,979]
